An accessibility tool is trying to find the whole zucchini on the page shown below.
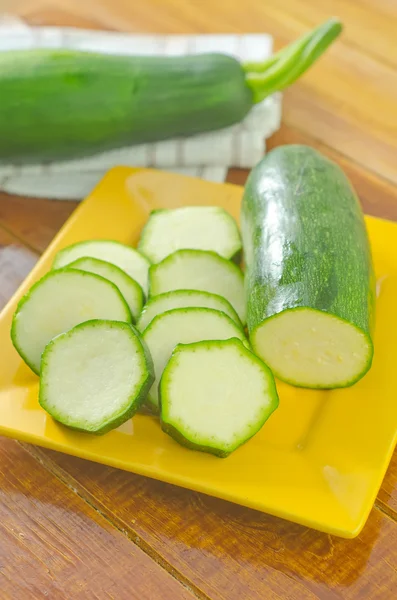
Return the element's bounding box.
[241,145,375,389]
[0,19,341,162]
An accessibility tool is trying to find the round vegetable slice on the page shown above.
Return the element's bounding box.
[138,206,242,263]
[137,289,242,332]
[52,240,150,295]
[39,320,154,434]
[68,257,144,322]
[149,249,246,324]
[11,268,131,374]
[142,307,248,412]
[160,338,279,457]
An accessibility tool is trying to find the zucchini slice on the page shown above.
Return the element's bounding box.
[142,307,248,411]
[137,289,242,332]
[241,145,375,388]
[39,320,154,434]
[138,206,242,263]
[149,249,246,324]
[52,240,150,295]
[160,338,279,457]
[68,257,144,322]
[11,269,131,374]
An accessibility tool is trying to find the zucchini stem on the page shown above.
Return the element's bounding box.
[243,18,343,104]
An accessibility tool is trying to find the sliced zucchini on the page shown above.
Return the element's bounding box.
[68,257,143,322]
[160,338,279,457]
[142,307,248,411]
[137,289,242,332]
[138,206,242,263]
[39,320,154,434]
[149,249,246,324]
[52,240,151,295]
[11,268,131,374]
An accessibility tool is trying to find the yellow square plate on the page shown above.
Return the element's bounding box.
[1,167,396,538]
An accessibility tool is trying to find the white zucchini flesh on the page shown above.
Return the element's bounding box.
[137,289,242,332]
[160,338,279,457]
[142,307,248,411]
[251,307,373,388]
[11,269,131,374]
[68,257,144,322]
[149,249,246,324]
[39,320,154,434]
[138,206,242,263]
[52,240,151,295]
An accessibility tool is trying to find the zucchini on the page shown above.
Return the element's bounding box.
[39,320,154,434]
[68,257,144,322]
[0,19,341,162]
[142,307,248,411]
[52,240,150,296]
[160,338,279,457]
[241,144,375,388]
[149,249,246,324]
[11,268,131,374]
[138,206,241,263]
[137,290,242,332]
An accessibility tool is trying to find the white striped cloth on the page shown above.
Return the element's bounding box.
[0,16,282,199]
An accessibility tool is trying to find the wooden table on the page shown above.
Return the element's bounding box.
[1,1,397,598]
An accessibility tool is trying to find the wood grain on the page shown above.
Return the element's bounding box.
[23,446,397,600]
[1,1,397,598]
[0,192,77,253]
[0,226,37,308]
[0,438,196,600]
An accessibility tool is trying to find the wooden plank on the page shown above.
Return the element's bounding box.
[251,0,397,68]
[378,451,397,516]
[0,227,38,309]
[0,193,77,254]
[25,446,397,600]
[0,438,196,600]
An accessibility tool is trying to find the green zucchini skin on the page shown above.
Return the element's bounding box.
[0,50,253,162]
[241,145,375,376]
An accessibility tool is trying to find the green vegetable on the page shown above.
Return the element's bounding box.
[11,268,131,374]
[52,240,150,296]
[138,206,242,263]
[39,320,154,434]
[149,249,246,324]
[68,257,144,322]
[160,338,279,457]
[142,307,248,411]
[0,19,342,162]
[241,145,375,389]
[137,289,242,331]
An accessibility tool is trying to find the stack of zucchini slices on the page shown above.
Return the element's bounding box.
[11,205,279,457]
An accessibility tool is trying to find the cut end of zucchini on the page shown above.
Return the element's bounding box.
[39,320,154,434]
[252,308,373,388]
[160,338,279,457]
[138,206,242,263]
